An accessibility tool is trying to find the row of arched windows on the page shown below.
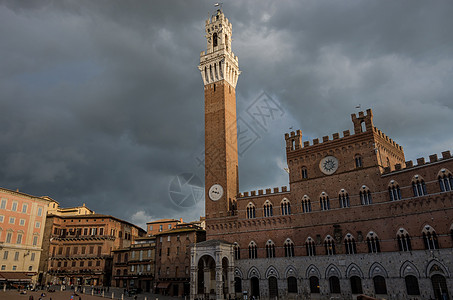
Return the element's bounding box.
[245,169,453,219]
[234,225,446,259]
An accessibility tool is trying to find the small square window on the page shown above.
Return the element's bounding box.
[19,219,25,226]
[35,222,40,228]
[9,217,15,224]
[0,215,4,223]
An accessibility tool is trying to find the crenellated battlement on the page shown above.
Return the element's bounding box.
[372,127,403,151]
[238,186,289,199]
[285,109,405,154]
[382,150,452,174]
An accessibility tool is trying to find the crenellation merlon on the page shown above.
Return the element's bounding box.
[237,186,290,199]
[385,151,452,174]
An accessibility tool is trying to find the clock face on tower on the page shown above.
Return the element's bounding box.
[208,184,224,201]
[319,156,339,175]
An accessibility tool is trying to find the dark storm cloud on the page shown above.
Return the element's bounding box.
[0,0,452,228]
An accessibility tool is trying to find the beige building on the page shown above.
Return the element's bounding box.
[43,213,145,286]
[0,188,53,287]
[38,201,95,285]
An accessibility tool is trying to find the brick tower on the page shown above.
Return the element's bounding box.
[199,9,240,224]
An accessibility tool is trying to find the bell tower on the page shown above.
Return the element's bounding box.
[199,9,240,221]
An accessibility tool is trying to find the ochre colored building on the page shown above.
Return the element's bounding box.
[0,188,52,287]
[190,9,453,300]
[44,213,145,286]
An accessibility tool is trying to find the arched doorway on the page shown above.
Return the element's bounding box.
[251,277,260,298]
[268,276,278,298]
[432,274,450,300]
[197,255,216,296]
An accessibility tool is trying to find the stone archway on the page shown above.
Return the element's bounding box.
[197,255,216,295]
[190,240,234,300]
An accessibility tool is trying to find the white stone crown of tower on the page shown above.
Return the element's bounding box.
[198,9,240,88]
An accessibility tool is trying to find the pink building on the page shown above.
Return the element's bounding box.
[0,188,52,287]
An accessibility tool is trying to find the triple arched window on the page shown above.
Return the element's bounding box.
[324,235,336,255]
[344,233,357,254]
[248,241,257,259]
[360,186,372,205]
[246,203,256,219]
[265,240,275,258]
[281,198,291,215]
[284,239,295,257]
[397,228,412,252]
[302,195,312,213]
[388,180,402,201]
[422,225,439,250]
[438,169,453,192]
[320,193,330,211]
[366,232,381,253]
[305,237,316,256]
[339,189,350,208]
[412,175,427,197]
[263,200,273,217]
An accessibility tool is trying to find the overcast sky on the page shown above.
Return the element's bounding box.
[1,1,452,229]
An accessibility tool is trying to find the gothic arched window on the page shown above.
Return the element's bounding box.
[388,180,402,201]
[305,237,316,256]
[438,169,453,192]
[281,198,291,215]
[248,241,257,259]
[366,232,381,253]
[301,166,308,179]
[422,225,439,250]
[355,154,363,168]
[344,233,357,254]
[320,192,330,211]
[246,203,256,219]
[412,175,427,197]
[263,200,273,217]
[302,195,312,213]
[339,189,350,208]
[265,240,275,258]
[360,185,372,205]
[284,239,295,257]
[396,228,412,252]
[324,235,336,255]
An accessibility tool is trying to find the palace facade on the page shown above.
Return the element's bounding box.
[191,9,453,300]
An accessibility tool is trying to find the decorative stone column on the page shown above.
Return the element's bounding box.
[216,266,223,300]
